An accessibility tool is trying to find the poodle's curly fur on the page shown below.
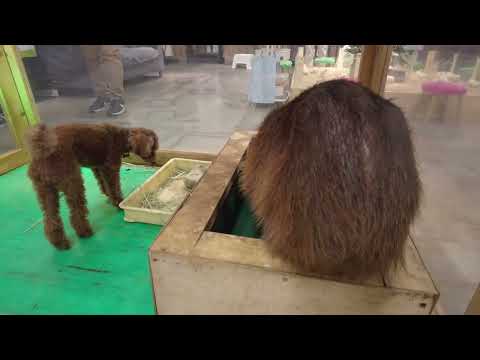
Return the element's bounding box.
[240,79,422,281]
[26,123,158,250]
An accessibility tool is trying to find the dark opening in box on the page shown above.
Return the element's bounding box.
[210,173,263,239]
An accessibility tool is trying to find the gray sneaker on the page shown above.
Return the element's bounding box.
[88,96,109,113]
[107,97,126,116]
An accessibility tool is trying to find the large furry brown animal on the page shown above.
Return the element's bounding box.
[240,79,422,280]
[26,123,158,250]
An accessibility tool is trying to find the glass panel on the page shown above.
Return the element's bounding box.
[20,45,365,155]
[186,45,223,63]
[288,45,363,99]
[0,103,17,154]
[384,45,480,314]
[305,45,363,81]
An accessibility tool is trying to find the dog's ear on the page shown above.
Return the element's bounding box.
[143,129,158,161]
[128,128,158,164]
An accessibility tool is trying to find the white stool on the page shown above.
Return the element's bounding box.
[232,54,254,70]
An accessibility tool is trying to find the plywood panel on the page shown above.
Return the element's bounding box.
[151,253,434,315]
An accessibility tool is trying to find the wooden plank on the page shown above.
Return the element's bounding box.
[372,46,393,96]
[290,47,305,92]
[0,45,39,167]
[358,46,376,87]
[193,232,296,274]
[3,45,41,127]
[150,252,435,315]
[193,231,438,297]
[465,284,480,315]
[194,231,383,287]
[0,148,29,175]
[469,57,480,82]
[424,50,438,76]
[124,149,217,167]
[358,45,393,95]
[149,131,255,255]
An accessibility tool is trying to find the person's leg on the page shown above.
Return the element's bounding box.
[97,45,124,98]
[97,46,126,116]
[80,45,109,112]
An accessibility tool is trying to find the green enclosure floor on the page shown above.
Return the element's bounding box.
[0,165,162,315]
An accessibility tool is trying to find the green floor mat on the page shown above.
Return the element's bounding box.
[0,165,162,315]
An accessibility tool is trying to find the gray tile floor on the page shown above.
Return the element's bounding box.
[36,63,271,153]
[0,125,17,154]
[6,63,480,314]
[0,111,18,154]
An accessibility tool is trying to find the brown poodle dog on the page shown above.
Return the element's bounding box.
[240,79,422,281]
[26,123,158,250]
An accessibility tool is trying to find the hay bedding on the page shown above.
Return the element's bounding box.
[140,165,208,212]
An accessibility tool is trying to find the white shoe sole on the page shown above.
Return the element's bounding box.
[108,105,126,116]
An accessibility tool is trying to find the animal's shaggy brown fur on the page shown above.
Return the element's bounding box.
[26,123,158,250]
[240,79,422,281]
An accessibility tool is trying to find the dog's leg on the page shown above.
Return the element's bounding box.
[92,167,109,197]
[33,182,71,250]
[63,171,94,238]
[101,166,123,207]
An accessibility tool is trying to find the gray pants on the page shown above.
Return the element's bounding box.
[80,45,124,98]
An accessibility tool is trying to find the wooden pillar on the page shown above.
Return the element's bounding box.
[424,50,438,76]
[470,57,480,82]
[0,45,38,174]
[449,53,459,73]
[358,45,393,95]
[290,47,305,99]
[352,53,361,79]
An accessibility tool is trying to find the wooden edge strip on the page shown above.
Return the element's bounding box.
[0,148,29,175]
[149,131,255,255]
[124,149,217,167]
[358,45,393,95]
[192,231,383,287]
[149,249,435,315]
[193,231,438,303]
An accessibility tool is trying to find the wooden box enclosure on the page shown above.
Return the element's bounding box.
[148,132,439,315]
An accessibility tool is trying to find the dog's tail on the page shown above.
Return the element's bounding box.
[25,124,58,159]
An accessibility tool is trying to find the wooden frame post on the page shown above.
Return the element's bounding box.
[0,45,40,175]
[358,45,393,96]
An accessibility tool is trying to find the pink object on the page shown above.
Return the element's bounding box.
[422,81,467,95]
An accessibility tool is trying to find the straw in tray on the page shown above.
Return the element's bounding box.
[139,165,208,212]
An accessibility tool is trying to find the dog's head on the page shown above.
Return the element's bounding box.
[128,128,158,164]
